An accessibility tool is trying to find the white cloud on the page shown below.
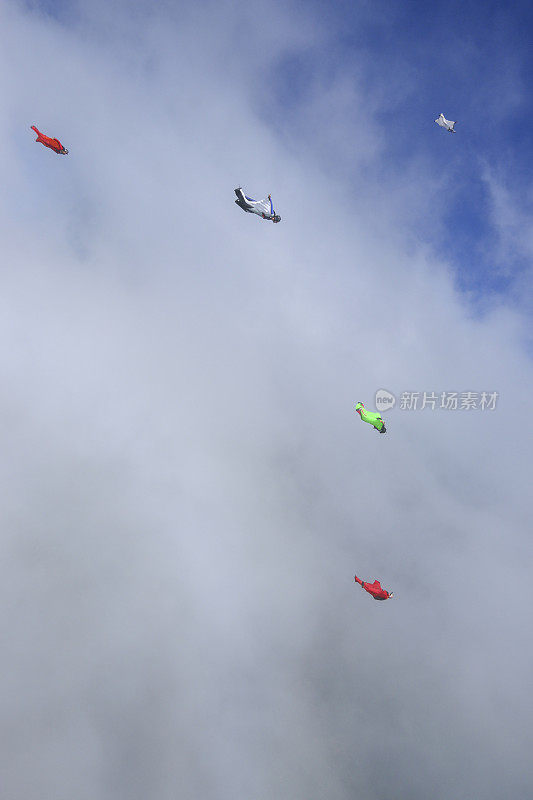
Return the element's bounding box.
[481,166,533,308]
[1,2,532,799]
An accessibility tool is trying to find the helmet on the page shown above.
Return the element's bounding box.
[273,214,281,223]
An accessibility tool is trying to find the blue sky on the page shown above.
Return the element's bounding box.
[257,0,533,308]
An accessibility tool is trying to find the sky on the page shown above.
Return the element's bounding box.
[1,1,532,798]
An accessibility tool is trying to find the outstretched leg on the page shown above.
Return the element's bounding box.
[234,188,251,213]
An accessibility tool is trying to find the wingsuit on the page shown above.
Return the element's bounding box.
[435,113,456,133]
[234,187,281,223]
[31,125,68,155]
[355,402,386,433]
[354,575,393,600]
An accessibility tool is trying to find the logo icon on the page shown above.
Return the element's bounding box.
[375,389,396,411]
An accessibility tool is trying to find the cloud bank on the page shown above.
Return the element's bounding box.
[1,1,532,798]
